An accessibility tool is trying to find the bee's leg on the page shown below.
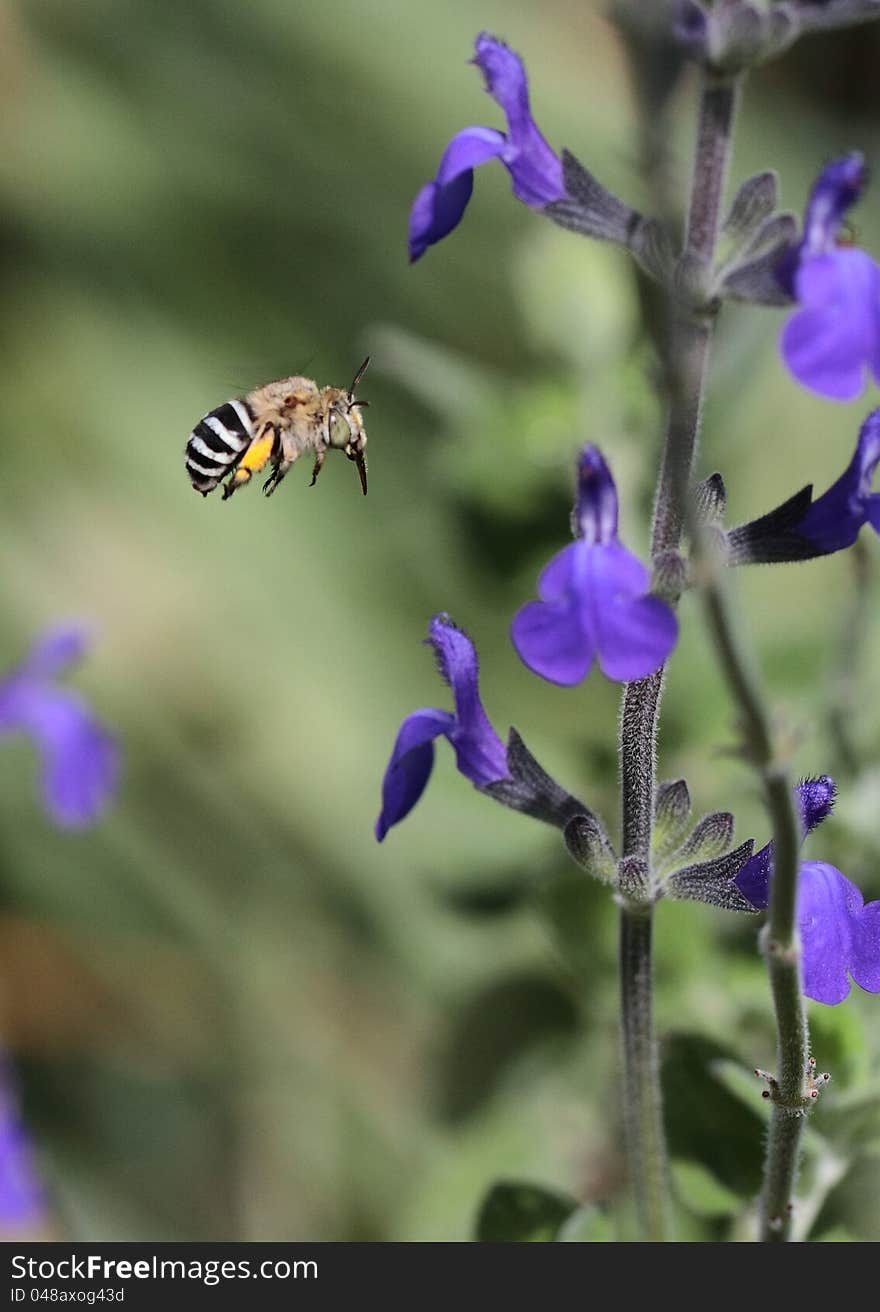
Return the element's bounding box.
[309,448,327,487]
[222,426,277,501]
[262,457,294,497]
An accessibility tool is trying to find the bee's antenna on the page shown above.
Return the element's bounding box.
[348,355,371,396]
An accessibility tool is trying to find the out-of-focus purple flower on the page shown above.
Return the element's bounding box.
[736,776,880,1005]
[375,614,507,840]
[779,153,880,400]
[0,1053,47,1231]
[0,626,119,828]
[510,446,678,685]
[408,32,565,262]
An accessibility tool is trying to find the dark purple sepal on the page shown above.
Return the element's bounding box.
[674,0,799,72]
[665,840,759,913]
[720,211,799,307]
[546,151,675,283]
[563,812,617,882]
[725,485,815,565]
[480,727,595,832]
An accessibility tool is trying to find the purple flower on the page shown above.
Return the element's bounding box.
[375,614,508,840]
[725,409,880,564]
[779,153,880,400]
[0,1053,47,1231]
[798,863,880,1006]
[736,775,836,908]
[0,626,119,828]
[794,408,880,553]
[408,32,565,262]
[736,777,880,1005]
[510,447,678,685]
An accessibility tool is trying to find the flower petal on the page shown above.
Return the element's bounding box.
[852,898,880,994]
[735,841,773,910]
[588,542,678,682]
[575,445,618,545]
[511,543,595,686]
[408,127,507,262]
[427,615,507,782]
[19,626,90,682]
[472,32,564,206]
[781,248,880,401]
[375,707,455,841]
[12,686,119,828]
[797,408,880,553]
[0,1055,46,1228]
[802,153,866,256]
[798,861,860,1005]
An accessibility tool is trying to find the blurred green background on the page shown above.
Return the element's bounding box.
[0,0,878,1241]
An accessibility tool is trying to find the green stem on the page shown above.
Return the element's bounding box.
[617,72,740,1240]
[699,562,812,1243]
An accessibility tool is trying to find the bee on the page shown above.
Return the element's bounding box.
[185,357,370,500]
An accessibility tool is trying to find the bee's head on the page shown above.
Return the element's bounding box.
[326,356,370,495]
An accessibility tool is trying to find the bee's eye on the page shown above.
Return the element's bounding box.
[328,411,351,448]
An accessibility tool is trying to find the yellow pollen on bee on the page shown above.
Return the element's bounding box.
[238,431,275,474]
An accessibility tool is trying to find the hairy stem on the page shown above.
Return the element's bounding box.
[699,562,811,1243]
[617,73,740,1240]
[619,908,667,1240]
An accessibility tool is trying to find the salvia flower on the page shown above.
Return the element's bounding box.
[727,408,880,563]
[408,32,565,262]
[375,614,507,840]
[0,626,119,828]
[511,446,678,685]
[779,153,880,400]
[736,776,880,1005]
[0,1053,47,1231]
[793,407,880,552]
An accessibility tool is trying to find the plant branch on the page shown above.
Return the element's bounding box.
[617,72,740,1241]
[698,552,813,1243]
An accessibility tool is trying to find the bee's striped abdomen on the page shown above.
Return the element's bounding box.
[185,399,254,495]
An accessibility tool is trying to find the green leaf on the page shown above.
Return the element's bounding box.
[475,1182,578,1242]
[556,1205,615,1242]
[808,1001,868,1089]
[672,1159,743,1217]
[817,1088,880,1153]
[662,1032,765,1200]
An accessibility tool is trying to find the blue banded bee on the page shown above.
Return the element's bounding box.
[185,358,370,500]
